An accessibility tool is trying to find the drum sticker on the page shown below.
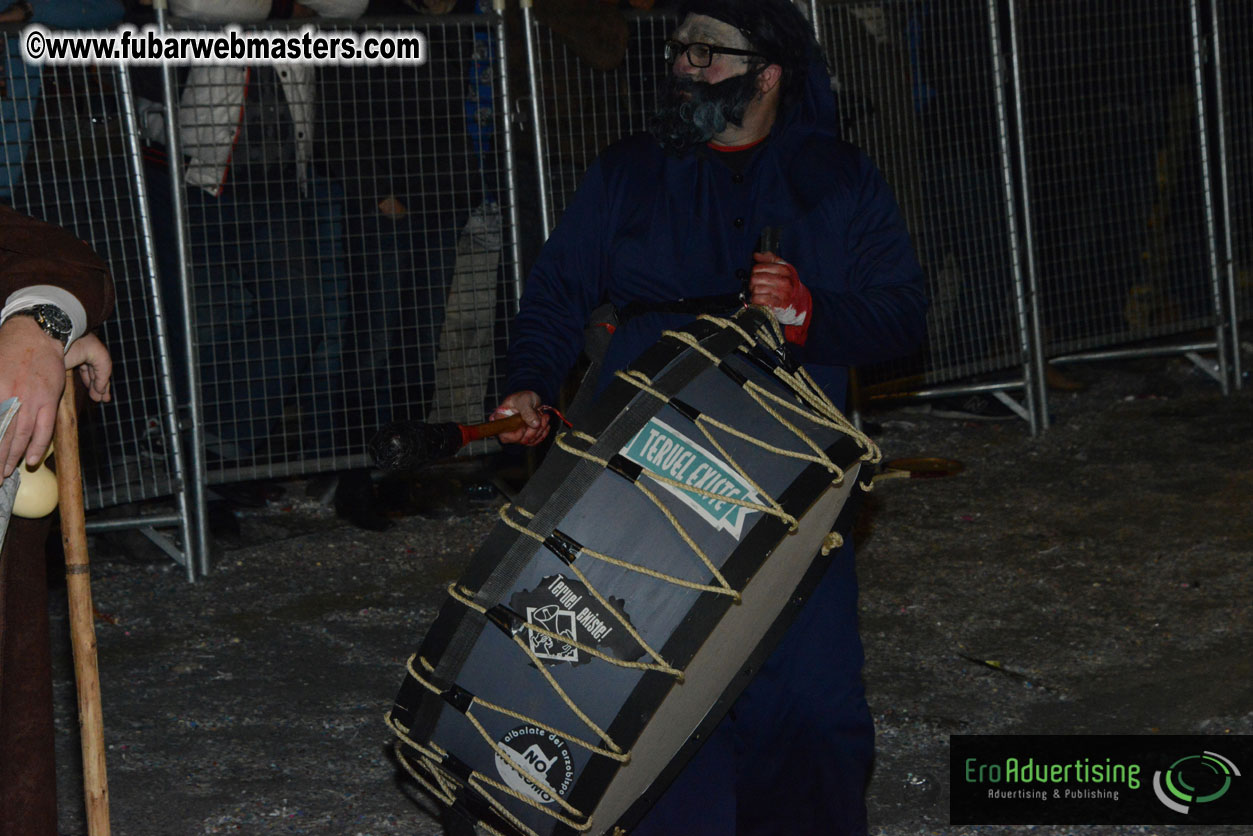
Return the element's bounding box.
[620,417,761,539]
[493,724,575,806]
[510,574,644,667]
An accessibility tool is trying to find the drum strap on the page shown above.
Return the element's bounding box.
[565,296,743,426]
[563,302,619,427]
[615,293,744,324]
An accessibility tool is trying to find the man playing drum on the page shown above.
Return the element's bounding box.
[492,0,927,832]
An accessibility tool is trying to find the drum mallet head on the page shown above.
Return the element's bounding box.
[369,414,527,472]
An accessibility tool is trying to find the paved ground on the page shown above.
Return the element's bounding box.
[46,354,1252,835]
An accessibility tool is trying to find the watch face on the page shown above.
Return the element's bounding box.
[37,305,72,335]
[8,305,72,345]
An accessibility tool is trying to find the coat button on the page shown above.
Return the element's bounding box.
[732,173,744,184]
[733,217,745,228]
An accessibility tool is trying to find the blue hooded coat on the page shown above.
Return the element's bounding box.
[505,55,926,836]
[506,58,927,409]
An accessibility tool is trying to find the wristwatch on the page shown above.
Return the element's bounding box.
[7,304,73,348]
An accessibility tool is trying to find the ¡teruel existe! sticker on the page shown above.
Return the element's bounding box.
[510,574,644,667]
[619,416,761,539]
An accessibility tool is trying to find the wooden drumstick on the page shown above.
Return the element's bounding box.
[369,413,528,472]
[54,369,111,836]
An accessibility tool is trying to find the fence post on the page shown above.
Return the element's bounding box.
[986,0,1041,434]
[156,3,211,577]
[1189,0,1231,394]
[1210,0,1242,390]
[495,0,526,311]
[115,63,197,580]
[1207,0,1242,390]
[520,0,554,241]
[1003,0,1049,431]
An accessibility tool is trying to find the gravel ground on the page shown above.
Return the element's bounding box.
[46,354,1252,836]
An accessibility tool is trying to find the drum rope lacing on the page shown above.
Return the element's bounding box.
[501,501,734,601]
[391,311,881,836]
[388,657,600,832]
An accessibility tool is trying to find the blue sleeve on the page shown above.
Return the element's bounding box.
[505,157,610,405]
[32,0,125,28]
[798,157,928,368]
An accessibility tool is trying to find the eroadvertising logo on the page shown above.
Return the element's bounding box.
[950,735,1252,825]
[1152,751,1241,815]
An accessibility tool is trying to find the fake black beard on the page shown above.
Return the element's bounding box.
[648,69,764,154]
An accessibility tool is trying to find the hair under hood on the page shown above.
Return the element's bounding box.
[675,0,823,112]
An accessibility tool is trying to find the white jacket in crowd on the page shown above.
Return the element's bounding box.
[170,0,369,195]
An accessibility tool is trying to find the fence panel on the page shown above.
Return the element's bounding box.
[1216,0,1251,354]
[528,4,1028,398]
[1014,1,1222,359]
[151,17,519,484]
[816,0,1025,389]
[531,10,676,231]
[1,47,186,515]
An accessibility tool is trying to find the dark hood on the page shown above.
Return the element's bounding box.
[750,54,847,222]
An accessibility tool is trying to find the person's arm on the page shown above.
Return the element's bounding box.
[0,206,113,330]
[503,156,612,408]
[494,156,614,445]
[0,207,114,476]
[753,155,927,367]
[802,158,928,366]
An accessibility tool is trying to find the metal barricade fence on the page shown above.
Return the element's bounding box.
[1215,0,1250,385]
[153,14,521,499]
[815,0,1035,421]
[523,8,676,238]
[5,4,1243,576]
[1009,0,1229,399]
[524,4,1043,426]
[1,30,193,573]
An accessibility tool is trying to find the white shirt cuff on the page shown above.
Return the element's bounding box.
[1,286,89,350]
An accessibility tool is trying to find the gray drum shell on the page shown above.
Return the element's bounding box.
[389,312,869,836]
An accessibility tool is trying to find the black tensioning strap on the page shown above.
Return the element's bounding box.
[616,293,743,324]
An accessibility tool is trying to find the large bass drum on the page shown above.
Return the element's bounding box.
[387,308,878,835]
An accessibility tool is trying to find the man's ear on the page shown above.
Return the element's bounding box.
[757,63,783,96]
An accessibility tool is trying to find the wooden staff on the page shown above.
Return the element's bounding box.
[54,368,111,836]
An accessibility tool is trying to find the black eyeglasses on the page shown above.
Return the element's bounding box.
[663,39,766,69]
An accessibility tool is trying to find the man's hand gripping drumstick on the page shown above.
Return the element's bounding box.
[489,390,551,447]
[747,227,813,346]
[367,392,554,472]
